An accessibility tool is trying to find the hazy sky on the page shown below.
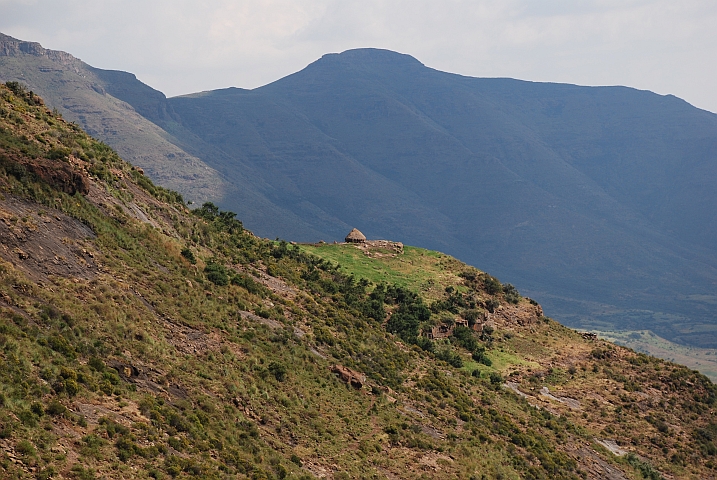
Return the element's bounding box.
[2,0,716,113]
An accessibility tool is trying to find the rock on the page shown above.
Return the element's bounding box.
[330,365,365,389]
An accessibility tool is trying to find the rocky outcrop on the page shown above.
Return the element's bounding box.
[0,151,89,195]
[0,32,82,69]
[330,365,365,389]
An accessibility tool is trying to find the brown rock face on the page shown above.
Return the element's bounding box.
[1,151,89,195]
[330,365,365,389]
[26,158,90,195]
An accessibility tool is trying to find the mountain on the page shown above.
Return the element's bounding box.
[162,49,717,348]
[3,34,717,348]
[4,81,717,479]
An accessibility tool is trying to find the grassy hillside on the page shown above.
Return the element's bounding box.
[3,83,717,479]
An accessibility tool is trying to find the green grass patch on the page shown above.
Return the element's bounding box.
[300,244,472,301]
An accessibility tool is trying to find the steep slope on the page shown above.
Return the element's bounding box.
[3,83,717,479]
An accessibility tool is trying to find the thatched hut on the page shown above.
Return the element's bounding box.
[345,228,366,243]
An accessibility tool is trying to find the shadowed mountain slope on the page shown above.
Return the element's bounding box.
[163,49,717,347]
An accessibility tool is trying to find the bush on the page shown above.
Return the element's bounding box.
[204,262,229,286]
[16,439,36,456]
[88,356,105,372]
[30,402,45,417]
[489,372,503,385]
[231,273,266,296]
[180,247,196,264]
[268,362,287,382]
[502,283,520,304]
[385,286,431,343]
[472,348,492,366]
[436,346,463,368]
[5,81,26,96]
[625,453,663,480]
[482,274,503,295]
[46,400,67,416]
[452,326,479,352]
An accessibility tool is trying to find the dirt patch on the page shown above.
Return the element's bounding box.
[86,181,160,229]
[0,195,98,281]
[238,267,297,298]
[420,424,444,440]
[417,451,453,471]
[162,316,222,356]
[488,301,543,328]
[240,310,284,329]
[73,402,136,427]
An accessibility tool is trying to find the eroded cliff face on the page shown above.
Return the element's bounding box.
[0,33,83,70]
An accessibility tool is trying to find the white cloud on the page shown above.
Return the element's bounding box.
[1,0,716,112]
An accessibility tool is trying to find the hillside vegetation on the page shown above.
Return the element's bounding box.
[3,83,717,479]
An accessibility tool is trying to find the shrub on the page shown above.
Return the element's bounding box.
[482,274,502,295]
[436,346,463,368]
[36,467,57,480]
[46,400,67,416]
[385,287,431,343]
[30,402,45,417]
[452,326,479,352]
[204,262,229,286]
[5,81,26,96]
[268,362,287,382]
[502,283,520,304]
[65,378,80,397]
[472,348,492,366]
[231,273,266,296]
[88,356,105,372]
[47,334,76,358]
[484,298,500,313]
[625,453,663,480]
[180,247,196,264]
[16,439,36,456]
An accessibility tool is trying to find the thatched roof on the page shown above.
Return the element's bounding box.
[345,228,366,243]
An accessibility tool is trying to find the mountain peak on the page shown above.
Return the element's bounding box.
[317,48,424,68]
